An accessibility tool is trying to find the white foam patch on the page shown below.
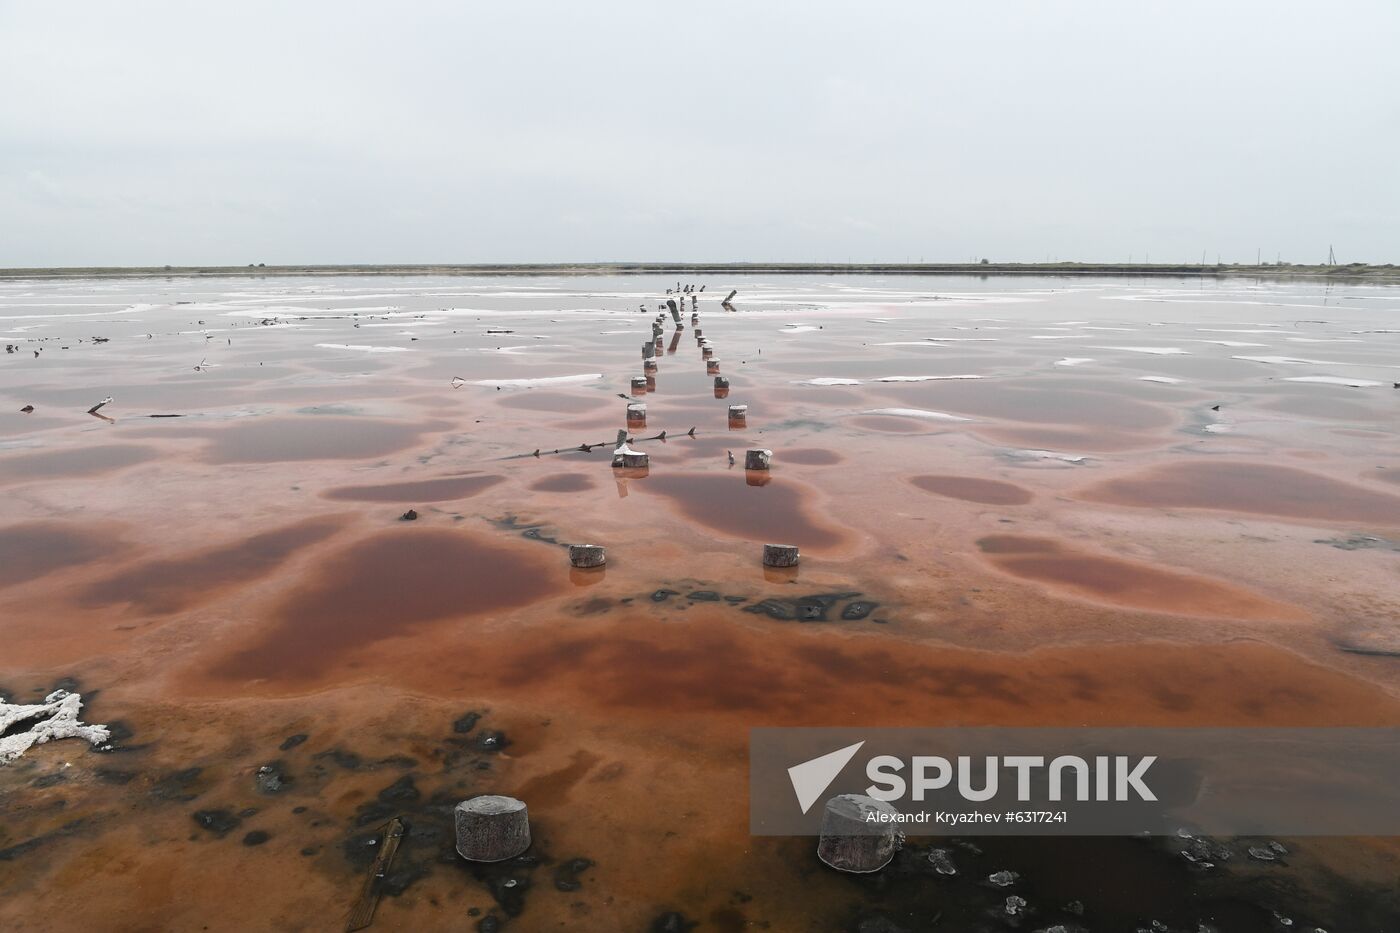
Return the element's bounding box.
[1195,340,1269,348]
[477,346,542,355]
[1197,328,1287,334]
[1055,358,1095,367]
[874,375,982,382]
[1089,346,1189,355]
[1004,449,1089,463]
[861,408,972,422]
[793,377,862,386]
[1232,355,1342,366]
[0,690,111,763]
[314,343,412,353]
[779,325,821,334]
[467,373,604,388]
[1283,376,1386,388]
[1284,337,1361,343]
[1139,376,1185,384]
[0,309,143,321]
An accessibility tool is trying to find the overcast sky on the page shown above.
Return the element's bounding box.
[1,1,1397,267]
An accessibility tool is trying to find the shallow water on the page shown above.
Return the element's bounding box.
[2,274,1400,930]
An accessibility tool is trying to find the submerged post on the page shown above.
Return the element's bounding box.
[728,404,748,426]
[816,795,900,873]
[568,544,606,568]
[707,358,721,374]
[455,795,532,862]
[745,448,771,471]
[763,543,800,567]
[630,375,648,393]
[626,402,647,426]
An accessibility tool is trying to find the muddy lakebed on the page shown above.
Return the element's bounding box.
[2,274,1400,931]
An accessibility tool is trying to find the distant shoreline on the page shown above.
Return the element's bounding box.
[0,261,1396,281]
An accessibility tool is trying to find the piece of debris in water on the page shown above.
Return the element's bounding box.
[0,690,111,763]
[87,396,113,415]
[345,817,405,932]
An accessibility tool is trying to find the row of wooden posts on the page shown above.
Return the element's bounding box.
[572,291,799,570]
[450,287,894,878]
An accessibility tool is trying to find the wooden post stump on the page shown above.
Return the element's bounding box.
[612,430,650,468]
[454,795,531,862]
[568,544,606,568]
[643,359,658,374]
[630,376,648,392]
[728,404,748,426]
[702,346,715,360]
[723,289,737,305]
[816,794,900,873]
[626,403,647,425]
[642,342,655,359]
[745,448,771,470]
[763,543,799,567]
[613,450,649,468]
[707,359,721,374]
[666,299,680,323]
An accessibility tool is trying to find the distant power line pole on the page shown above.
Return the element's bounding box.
[1328,244,1336,265]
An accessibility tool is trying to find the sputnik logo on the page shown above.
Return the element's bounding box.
[788,741,864,814]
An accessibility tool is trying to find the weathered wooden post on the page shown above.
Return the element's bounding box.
[666,299,680,324]
[568,544,606,568]
[702,346,714,360]
[763,543,800,567]
[643,359,658,374]
[745,448,771,471]
[691,312,699,325]
[694,327,703,340]
[626,402,647,427]
[707,359,721,375]
[728,404,747,427]
[722,289,737,306]
[455,795,532,862]
[714,376,729,398]
[816,794,900,873]
[630,375,648,393]
[612,428,649,469]
[642,341,655,360]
